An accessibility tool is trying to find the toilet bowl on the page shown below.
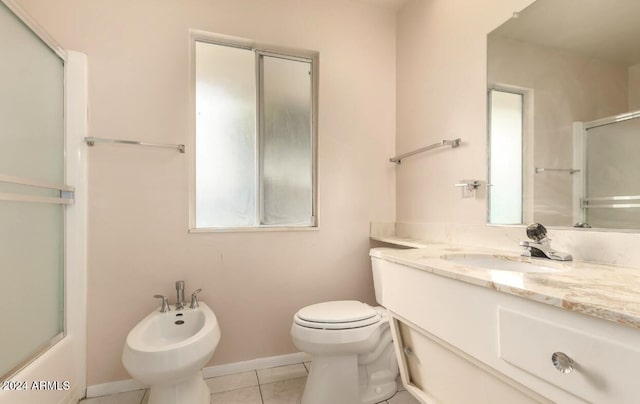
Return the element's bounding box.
[291,300,399,404]
[122,302,220,404]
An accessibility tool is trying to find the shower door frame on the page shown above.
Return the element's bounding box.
[574,109,640,228]
[0,1,87,403]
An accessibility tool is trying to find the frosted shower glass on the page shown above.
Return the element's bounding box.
[261,56,313,225]
[195,42,257,228]
[0,203,64,377]
[0,1,64,184]
[0,1,65,378]
[586,118,640,229]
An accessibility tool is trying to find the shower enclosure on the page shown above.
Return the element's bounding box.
[0,1,86,403]
[574,111,640,229]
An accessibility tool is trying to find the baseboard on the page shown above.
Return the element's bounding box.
[85,351,312,398]
[202,351,311,379]
[58,386,84,404]
[86,378,146,399]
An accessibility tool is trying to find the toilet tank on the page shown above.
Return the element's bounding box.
[370,248,403,305]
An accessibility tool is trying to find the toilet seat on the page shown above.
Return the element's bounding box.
[294,301,381,330]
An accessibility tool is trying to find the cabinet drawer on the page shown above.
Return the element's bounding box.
[498,307,640,404]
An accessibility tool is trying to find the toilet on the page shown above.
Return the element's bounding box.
[291,300,399,404]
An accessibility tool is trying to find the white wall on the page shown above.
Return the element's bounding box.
[396,0,535,224]
[15,0,397,385]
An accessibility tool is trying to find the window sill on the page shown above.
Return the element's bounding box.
[188,225,319,233]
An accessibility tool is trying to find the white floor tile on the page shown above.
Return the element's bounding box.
[79,389,145,404]
[303,361,311,372]
[210,385,262,404]
[260,376,307,404]
[388,390,421,404]
[396,374,406,391]
[205,370,259,394]
[257,363,307,385]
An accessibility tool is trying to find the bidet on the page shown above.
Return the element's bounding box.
[122,299,220,404]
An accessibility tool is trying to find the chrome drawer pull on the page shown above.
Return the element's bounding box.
[552,352,575,374]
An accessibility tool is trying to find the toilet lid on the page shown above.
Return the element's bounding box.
[296,301,378,324]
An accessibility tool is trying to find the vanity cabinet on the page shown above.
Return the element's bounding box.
[394,320,548,404]
[373,257,640,404]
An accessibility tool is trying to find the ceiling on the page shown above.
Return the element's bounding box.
[491,0,640,67]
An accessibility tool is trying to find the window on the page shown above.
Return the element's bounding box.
[191,34,316,230]
[488,89,523,224]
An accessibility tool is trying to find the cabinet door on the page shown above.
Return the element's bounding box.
[392,317,550,404]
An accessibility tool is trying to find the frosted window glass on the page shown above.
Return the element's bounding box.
[489,90,523,224]
[0,1,64,184]
[195,42,257,228]
[261,56,313,225]
[193,40,316,229]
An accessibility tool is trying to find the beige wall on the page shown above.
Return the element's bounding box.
[629,63,640,111]
[395,0,535,224]
[489,36,628,226]
[15,0,397,385]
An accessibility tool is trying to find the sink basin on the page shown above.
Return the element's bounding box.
[442,253,567,273]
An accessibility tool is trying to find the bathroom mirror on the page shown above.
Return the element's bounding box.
[487,0,640,231]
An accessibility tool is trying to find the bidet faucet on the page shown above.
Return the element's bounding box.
[520,223,572,261]
[175,280,186,310]
[154,295,171,313]
[190,289,202,309]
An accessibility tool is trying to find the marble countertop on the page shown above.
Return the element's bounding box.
[370,244,640,330]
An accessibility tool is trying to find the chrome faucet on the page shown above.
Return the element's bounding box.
[190,289,202,309]
[520,223,572,261]
[175,280,186,310]
[154,294,171,313]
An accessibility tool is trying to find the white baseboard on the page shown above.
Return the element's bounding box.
[202,351,311,379]
[85,351,312,398]
[86,378,146,399]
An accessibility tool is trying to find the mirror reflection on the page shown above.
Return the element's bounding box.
[487,0,640,230]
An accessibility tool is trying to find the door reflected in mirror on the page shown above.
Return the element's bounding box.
[487,0,640,231]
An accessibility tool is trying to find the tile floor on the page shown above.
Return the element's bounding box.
[79,362,420,404]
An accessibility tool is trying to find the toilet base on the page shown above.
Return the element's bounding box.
[360,380,397,404]
[303,355,359,404]
[147,371,210,404]
[301,355,397,404]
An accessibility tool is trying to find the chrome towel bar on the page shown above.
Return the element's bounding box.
[390,138,461,164]
[581,195,640,209]
[0,174,75,205]
[85,137,185,153]
[535,168,580,174]
[0,174,74,192]
[0,192,73,205]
